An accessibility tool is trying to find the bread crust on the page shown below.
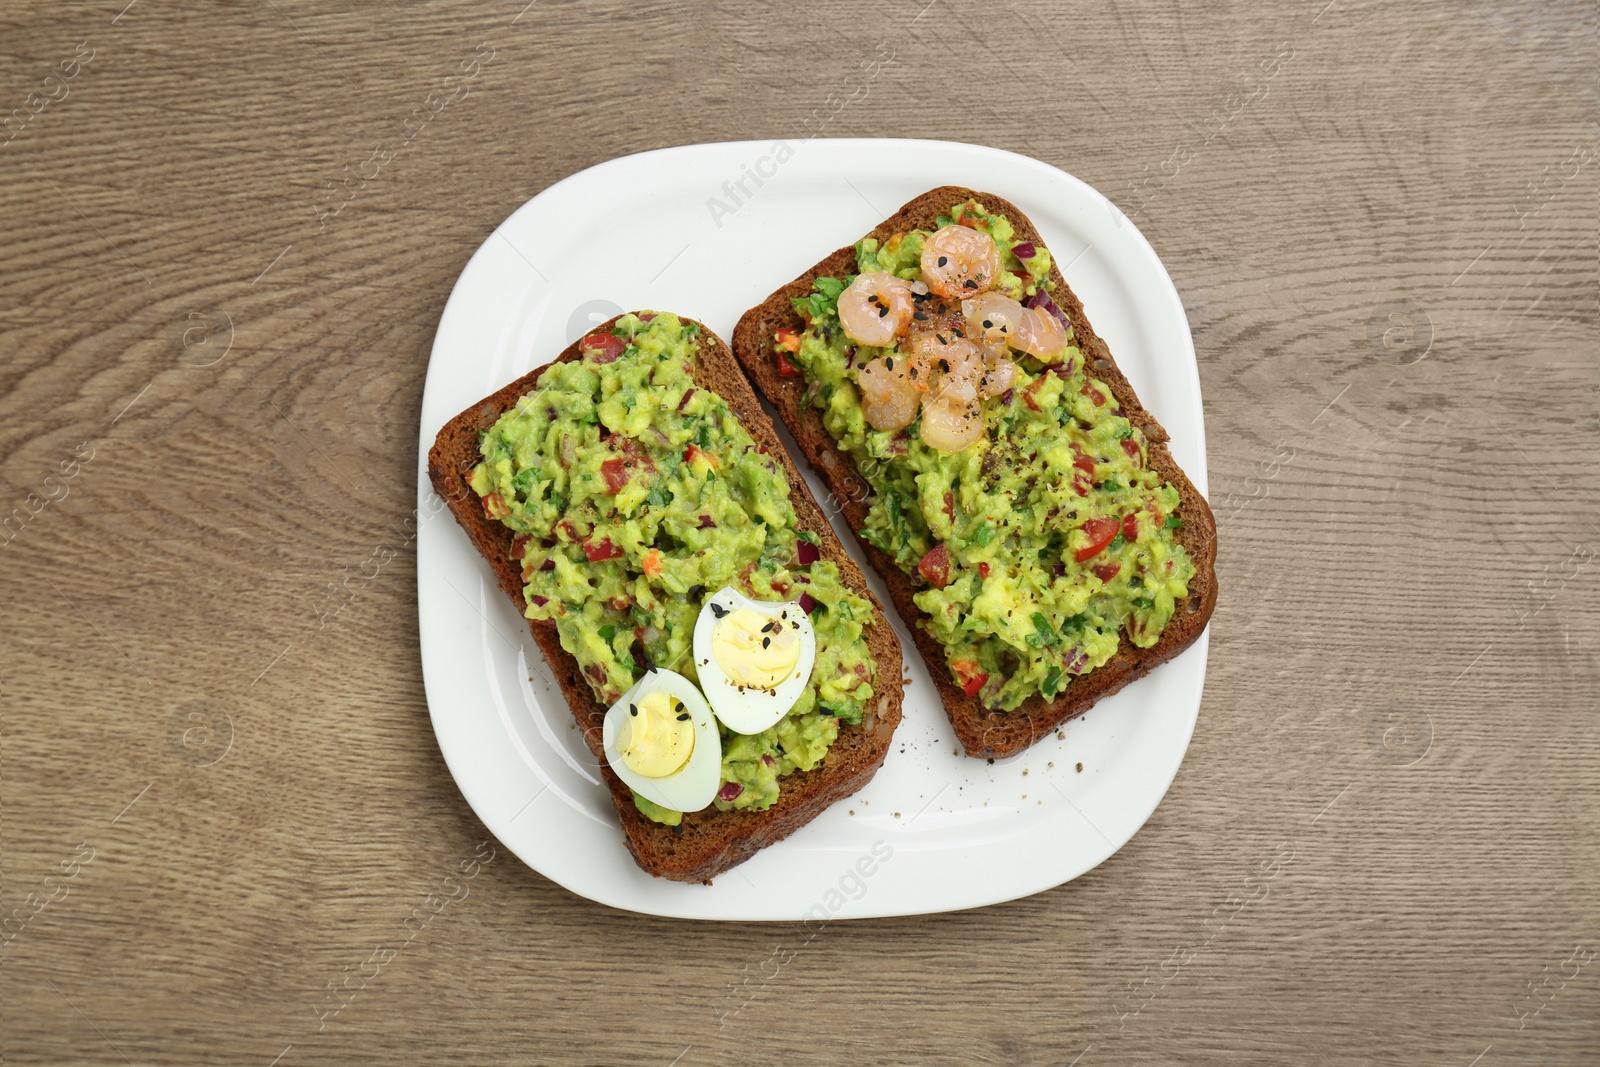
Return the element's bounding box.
[427,315,904,883]
[731,187,1217,759]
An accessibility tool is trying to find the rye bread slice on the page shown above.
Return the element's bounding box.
[731,187,1217,759]
[427,314,903,884]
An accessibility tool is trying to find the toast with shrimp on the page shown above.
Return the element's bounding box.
[732,188,1216,759]
[428,312,902,883]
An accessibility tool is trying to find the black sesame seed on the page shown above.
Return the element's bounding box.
[885,357,895,370]
[762,637,771,649]
[877,306,888,317]
[710,603,728,618]
[913,311,929,320]
[982,319,993,329]
[963,279,979,290]
[629,704,638,717]
[937,256,948,267]
[688,584,706,599]
[676,712,690,721]
[937,334,947,344]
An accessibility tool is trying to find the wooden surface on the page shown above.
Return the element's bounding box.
[2,1,1596,1063]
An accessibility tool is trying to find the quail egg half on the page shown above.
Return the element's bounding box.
[601,668,721,814]
[692,587,816,735]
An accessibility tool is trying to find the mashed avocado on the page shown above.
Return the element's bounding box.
[468,312,877,821]
[782,201,1195,711]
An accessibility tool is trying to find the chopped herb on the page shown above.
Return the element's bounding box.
[1165,515,1184,530]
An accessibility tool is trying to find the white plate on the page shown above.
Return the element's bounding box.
[416,139,1210,920]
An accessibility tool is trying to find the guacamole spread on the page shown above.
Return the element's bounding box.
[778,200,1195,711]
[468,312,877,821]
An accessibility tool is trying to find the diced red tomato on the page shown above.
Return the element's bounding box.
[1081,382,1106,406]
[555,519,581,543]
[771,578,791,595]
[480,493,509,520]
[917,544,951,588]
[944,491,956,522]
[775,351,803,378]
[600,457,631,494]
[580,332,624,363]
[582,538,624,562]
[641,549,662,577]
[1122,513,1140,543]
[510,533,531,560]
[684,443,720,470]
[1023,376,1047,411]
[977,561,991,578]
[1121,438,1142,465]
[1092,561,1121,583]
[1072,444,1096,474]
[609,595,631,611]
[1074,517,1120,562]
[952,202,984,230]
[951,658,987,697]
[1071,469,1093,497]
[774,327,801,354]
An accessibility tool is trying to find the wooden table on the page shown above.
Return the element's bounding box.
[3,1,1596,1063]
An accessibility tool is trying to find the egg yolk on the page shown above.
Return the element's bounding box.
[711,608,802,690]
[617,690,694,778]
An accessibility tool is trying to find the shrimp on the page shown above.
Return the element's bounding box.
[915,339,986,452]
[837,271,914,347]
[920,225,1001,300]
[962,292,1069,359]
[979,352,1017,396]
[1011,304,1070,359]
[857,354,920,432]
[919,388,984,453]
[907,330,982,382]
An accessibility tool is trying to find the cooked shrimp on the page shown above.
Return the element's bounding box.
[907,331,982,383]
[962,291,1069,359]
[919,390,984,452]
[915,341,986,452]
[1011,305,1070,359]
[979,353,1017,396]
[857,354,920,432]
[838,271,913,347]
[961,292,1025,346]
[920,225,1001,300]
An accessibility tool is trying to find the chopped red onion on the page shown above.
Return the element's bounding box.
[1025,289,1071,330]
[796,539,821,565]
[717,781,744,803]
[1011,240,1036,261]
[798,592,820,614]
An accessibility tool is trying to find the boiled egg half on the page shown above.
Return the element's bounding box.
[601,668,721,813]
[692,587,816,734]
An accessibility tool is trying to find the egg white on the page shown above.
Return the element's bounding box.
[692,587,817,735]
[601,668,721,813]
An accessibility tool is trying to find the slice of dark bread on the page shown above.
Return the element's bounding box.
[428,314,903,884]
[731,187,1217,759]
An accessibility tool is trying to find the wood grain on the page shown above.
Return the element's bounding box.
[2,0,1596,1064]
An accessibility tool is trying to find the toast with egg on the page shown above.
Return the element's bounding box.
[731,187,1217,759]
[428,314,903,884]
